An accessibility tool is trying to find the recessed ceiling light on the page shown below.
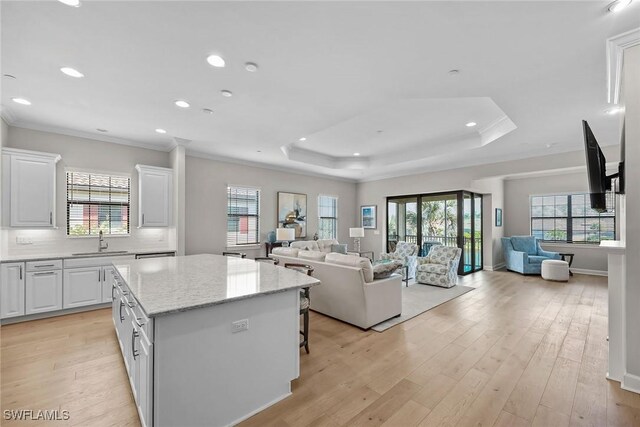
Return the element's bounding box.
[12,97,31,105]
[58,0,81,7]
[448,69,460,75]
[60,67,84,78]
[206,55,226,68]
[353,152,361,156]
[608,0,632,12]
[175,100,190,108]
[245,62,258,72]
[605,106,624,115]
[546,143,555,148]
[96,128,108,133]
[299,137,306,141]
[155,128,167,134]
[466,122,477,127]
[221,90,233,97]
[202,108,214,114]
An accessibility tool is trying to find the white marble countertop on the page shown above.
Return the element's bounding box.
[0,248,176,263]
[113,254,320,317]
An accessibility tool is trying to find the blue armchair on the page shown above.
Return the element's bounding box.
[502,236,561,275]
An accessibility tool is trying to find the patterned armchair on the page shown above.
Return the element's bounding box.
[416,246,462,288]
[380,241,418,280]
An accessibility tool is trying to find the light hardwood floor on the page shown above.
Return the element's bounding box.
[2,271,639,426]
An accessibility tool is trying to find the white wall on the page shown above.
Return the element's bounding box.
[622,45,640,390]
[2,126,173,256]
[185,155,358,258]
[504,171,611,273]
[170,144,186,255]
[356,146,619,269]
[0,119,7,259]
[474,177,505,268]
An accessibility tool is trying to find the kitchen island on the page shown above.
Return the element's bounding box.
[111,254,320,427]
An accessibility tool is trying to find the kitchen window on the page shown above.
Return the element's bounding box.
[318,195,338,239]
[227,186,260,246]
[530,192,615,244]
[67,171,131,236]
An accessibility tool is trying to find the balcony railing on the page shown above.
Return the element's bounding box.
[388,234,482,271]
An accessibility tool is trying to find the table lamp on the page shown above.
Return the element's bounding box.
[276,228,295,247]
[349,227,365,252]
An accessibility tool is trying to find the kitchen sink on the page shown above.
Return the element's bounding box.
[71,250,130,256]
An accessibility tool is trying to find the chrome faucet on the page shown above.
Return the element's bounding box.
[98,230,109,252]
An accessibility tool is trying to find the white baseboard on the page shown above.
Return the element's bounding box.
[622,372,640,394]
[571,268,608,277]
[484,262,505,271]
[226,389,292,427]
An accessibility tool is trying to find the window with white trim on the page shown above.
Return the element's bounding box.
[227,186,260,246]
[67,171,131,236]
[318,195,338,239]
[530,192,615,244]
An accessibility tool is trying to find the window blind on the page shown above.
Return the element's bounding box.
[227,186,260,246]
[67,172,130,236]
[318,195,338,239]
[530,192,615,243]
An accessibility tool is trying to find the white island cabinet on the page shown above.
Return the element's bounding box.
[112,254,319,427]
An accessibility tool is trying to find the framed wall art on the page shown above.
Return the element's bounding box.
[277,192,307,238]
[361,205,377,229]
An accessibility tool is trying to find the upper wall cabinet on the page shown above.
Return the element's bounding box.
[136,164,173,227]
[2,148,61,228]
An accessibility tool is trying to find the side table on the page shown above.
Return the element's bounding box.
[559,253,574,276]
[355,251,374,262]
[265,242,284,257]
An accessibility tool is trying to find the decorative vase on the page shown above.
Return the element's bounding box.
[267,230,277,243]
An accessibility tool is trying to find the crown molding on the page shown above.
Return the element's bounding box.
[172,137,192,148]
[7,120,175,153]
[1,106,18,125]
[185,148,358,184]
[607,27,640,104]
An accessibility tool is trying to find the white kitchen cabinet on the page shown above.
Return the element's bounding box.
[25,270,62,314]
[63,267,102,309]
[102,266,116,303]
[2,148,61,228]
[0,263,25,319]
[136,164,173,227]
[64,265,116,308]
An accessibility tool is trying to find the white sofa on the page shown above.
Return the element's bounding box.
[270,251,402,329]
[289,239,342,253]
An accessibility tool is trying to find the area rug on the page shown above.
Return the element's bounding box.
[371,283,474,332]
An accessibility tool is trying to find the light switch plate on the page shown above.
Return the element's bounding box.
[231,319,249,333]
[16,236,33,245]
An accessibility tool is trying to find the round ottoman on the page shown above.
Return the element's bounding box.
[541,259,570,282]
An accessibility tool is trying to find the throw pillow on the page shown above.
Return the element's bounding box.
[373,260,403,279]
[330,244,348,255]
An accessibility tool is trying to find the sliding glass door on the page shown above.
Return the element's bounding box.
[421,193,458,255]
[387,197,418,252]
[461,192,483,273]
[387,191,483,275]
